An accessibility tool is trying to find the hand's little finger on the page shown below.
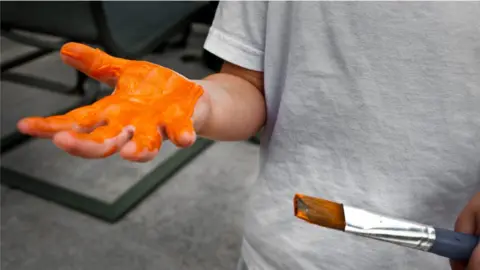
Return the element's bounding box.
[165,118,196,148]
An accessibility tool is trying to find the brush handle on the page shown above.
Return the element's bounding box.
[430,227,479,261]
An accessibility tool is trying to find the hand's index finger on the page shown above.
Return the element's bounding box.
[60,42,129,86]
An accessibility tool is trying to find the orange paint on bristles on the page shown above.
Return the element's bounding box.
[293,193,347,231]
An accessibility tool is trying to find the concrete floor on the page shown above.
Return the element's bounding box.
[1,26,259,270]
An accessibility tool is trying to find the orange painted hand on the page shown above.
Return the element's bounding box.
[17,42,208,162]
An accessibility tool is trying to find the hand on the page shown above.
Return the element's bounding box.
[17,42,210,162]
[451,192,480,270]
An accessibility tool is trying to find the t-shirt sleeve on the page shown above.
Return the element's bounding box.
[203,1,267,72]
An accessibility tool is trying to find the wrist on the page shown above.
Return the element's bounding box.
[191,80,213,138]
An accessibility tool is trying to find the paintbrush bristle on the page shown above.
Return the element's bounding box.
[293,194,346,231]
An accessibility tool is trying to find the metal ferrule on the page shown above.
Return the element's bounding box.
[343,205,436,251]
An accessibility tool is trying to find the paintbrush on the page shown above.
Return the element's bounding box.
[293,193,479,261]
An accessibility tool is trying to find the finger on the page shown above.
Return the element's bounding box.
[451,198,480,269]
[455,207,477,235]
[16,96,117,138]
[467,241,480,270]
[468,213,480,270]
[17,107,104,138]
[60,42,129,86]
[476,212,480,235]
[120,120,162,162]
[53,122,131,158]
[165,118,196,148]
[18,115,83,138]
[451,260,468,270]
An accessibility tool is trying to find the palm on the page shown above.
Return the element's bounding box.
[17,42,204,162]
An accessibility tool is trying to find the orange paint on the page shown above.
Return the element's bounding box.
[293,194,312,224]
[293,194,346,231]
[18,42,203,156]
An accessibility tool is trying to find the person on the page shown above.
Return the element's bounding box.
[17,2,479,269]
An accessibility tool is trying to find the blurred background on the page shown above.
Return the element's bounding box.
[0,2,260,269]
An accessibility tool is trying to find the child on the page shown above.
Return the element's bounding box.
[18,2,479,269]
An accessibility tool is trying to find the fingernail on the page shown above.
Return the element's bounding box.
[179,132,196,146]
[17,119,29,132]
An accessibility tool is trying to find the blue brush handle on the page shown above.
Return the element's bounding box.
[429,227,479,261]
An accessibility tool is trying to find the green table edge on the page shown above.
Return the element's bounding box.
[1,138,215,223]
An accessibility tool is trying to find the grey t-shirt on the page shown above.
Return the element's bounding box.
[204,2,480,270]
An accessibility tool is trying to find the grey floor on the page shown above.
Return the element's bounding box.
[1,26,259,270]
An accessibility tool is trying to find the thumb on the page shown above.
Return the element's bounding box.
[60,42,129,86]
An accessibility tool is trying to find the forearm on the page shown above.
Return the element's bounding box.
[194,72,266,141]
